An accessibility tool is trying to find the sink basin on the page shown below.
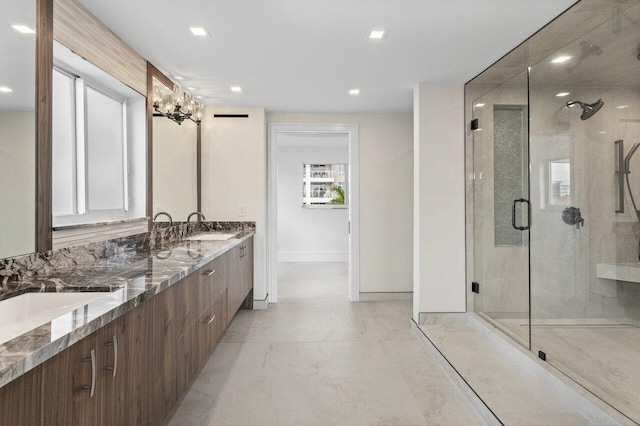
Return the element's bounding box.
[0,292,108,345]
[187,233,236,241]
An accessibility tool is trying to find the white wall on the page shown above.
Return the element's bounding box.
[0,113,35,258]
[267,113,413,296]
[201,106,268,305]
[413,83,466,320]
[277,134,349,262]
[152,117,198,221]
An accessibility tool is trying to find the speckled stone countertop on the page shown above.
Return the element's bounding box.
[0,230,255,389]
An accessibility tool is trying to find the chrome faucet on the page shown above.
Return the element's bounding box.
[186,212,210,234]
[153,211,173,226]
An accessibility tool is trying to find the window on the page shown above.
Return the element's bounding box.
[52,67,128,221]
[549,159,571,206]
[52,69,78,215]
[302,164,348,208]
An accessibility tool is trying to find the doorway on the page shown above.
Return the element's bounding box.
[268,123,359,303]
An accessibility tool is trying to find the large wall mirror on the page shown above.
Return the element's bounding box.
[0,0,37,258]
[151,71,199,224]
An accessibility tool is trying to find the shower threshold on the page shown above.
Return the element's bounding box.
[488,315,640,424]
[416,313,636,426]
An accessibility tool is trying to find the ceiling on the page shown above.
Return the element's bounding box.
[3,0,579,114]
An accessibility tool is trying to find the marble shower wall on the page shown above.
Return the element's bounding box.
[528,84,640,320]
[467,68,640,323]
[0,221,255,285]
[467,79,640,321]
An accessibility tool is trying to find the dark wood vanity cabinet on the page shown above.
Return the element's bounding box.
[0,364,43,425]
[39,299,152,426]
[1,236,254,426]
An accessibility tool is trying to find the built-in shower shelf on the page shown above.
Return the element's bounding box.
[596,263,640,284]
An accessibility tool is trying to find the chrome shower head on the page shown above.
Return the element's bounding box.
[566,99,604,120]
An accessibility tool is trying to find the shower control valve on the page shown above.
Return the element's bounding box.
[562,206,585,229]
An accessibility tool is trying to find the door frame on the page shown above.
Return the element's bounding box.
[267,123,360,302]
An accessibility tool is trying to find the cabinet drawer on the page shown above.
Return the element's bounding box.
[197,257,227,316]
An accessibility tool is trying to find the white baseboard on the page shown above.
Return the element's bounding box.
[359,292,413,301]
[278,251,349,262]
[253,298,269,310]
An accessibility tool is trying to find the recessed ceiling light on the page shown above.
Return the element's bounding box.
[551,56,571,64]
[187,87,195,91]
[599,131,606,134]
[12,25,35,34]
[189,27,208,37]
[174,76,184,80]
[349,89,360,95]
[369,30,385,40]
[231,86,242,93]
[196,95,203,99]
[617,105,629,109]
[556,92,570,97]
[474,103,485,107]
[0,86,13,93]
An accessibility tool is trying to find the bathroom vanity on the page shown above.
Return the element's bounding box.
[0,232,254,425]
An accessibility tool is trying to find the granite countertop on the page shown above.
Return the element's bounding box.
[0,230,255,389]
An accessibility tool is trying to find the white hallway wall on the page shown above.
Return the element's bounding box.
[201,106,268,306]
[277,134,349,262]
[413,83,466,320]
[268,113,413,295]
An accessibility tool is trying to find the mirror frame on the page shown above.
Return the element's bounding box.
[146,62,201,230]
[36,0,53,252]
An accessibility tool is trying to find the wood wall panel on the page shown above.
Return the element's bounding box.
[53,0,147,95]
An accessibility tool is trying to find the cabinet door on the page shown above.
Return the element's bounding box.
[242,239,254,302]
[195,307,214,367]
[231,244,243,314]
[149,285,178,425]
[0,364,43,426]
[176,320,199,398]
[42,331,101,424]
[99,314,129,426]
[213,290,227,345]
[121,299,152,425]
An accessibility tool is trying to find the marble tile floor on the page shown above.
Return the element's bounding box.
[493,317,640,424]
[166,262,484,425]
[419,322,602,426]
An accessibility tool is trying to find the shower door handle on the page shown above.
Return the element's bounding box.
[512,198,531,231]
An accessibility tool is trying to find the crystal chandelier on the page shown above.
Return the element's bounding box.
[152,84,204,125]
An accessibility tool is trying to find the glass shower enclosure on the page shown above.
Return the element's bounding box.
[468,2,640,422]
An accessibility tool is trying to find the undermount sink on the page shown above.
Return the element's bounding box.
[0,292,109,345]
[186,233,237,241]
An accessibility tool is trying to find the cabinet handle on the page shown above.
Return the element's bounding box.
[106,335,118,378]
[207,314,216,325]
[204,269,216,277]
[83,349,96,398]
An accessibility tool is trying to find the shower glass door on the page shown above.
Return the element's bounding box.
[472,70,530,348]
[528,4,640,421]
